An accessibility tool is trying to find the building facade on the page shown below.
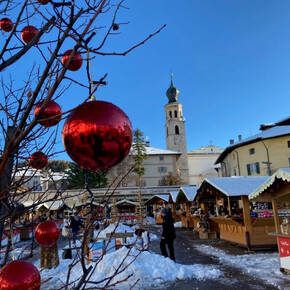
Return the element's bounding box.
[215,120,290,177]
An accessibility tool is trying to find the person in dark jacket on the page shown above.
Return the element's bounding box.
[160,202,176,261]
[70,212,84,243]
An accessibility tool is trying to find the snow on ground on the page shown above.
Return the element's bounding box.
[195,245,290,289]
[40,247,222,289]
[174,221,182,228]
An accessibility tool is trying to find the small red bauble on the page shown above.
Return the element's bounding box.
[34,100,62,127]
[21,26,39,44]
[0,260,41,290]
[29,151,48,170]
[61,49,83,71]
[62,100,133,172]
[37,0,49,4]
[0,18,13,32]
[35,221,60,247]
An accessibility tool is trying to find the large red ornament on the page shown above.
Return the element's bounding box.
[29,151,48,170]
[37,0,49,4]
[0,260,41,290]
[62,100,133,172]
[0,18,13,32]
[34,100,62,127]
[35,221,60,247]
[61,49,83,71]
[21,26,39,44]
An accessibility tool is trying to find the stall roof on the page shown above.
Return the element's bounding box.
[38,200,68,211]
[249,168,290,200]
[109,199,138,208]
[169,191,179,203]
[179,186,198,201]
[145,195,169,204]
[204,176,269,197]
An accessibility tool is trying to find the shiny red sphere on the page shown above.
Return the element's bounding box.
[62,101,133,172]
[61,49,83,71]
[21,26,39,44]
[34,100,62,127]
[28,151,48,170]
[0,260,41,290]
[35,221,60,247]
[37,0,49,4]
[0,18,13,32]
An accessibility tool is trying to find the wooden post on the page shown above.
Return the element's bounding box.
[227,196,232,216]
[40,244,59,269]
[241,196,252,232]
[272,198,280,234]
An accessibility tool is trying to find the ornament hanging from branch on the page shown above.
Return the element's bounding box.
[29,151,48,170]
[61,49,83,71]
[0,18,13,32]
[34,100,62,127]
[21,26,39,44]
[62,100,133,172]
[0,260,41,290]
[35,221,60,247]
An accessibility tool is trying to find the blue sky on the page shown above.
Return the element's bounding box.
[2,0,290,160]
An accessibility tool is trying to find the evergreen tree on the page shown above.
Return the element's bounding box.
[67,163,108,189]
[132,129,147,179]
[161,171,184,186]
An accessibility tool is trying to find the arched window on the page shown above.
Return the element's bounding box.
[166,127,169,137]
[175,125,179,135]
[169,111,172,118]
[174,110,177,118]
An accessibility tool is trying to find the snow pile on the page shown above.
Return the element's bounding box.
[143,216,156,225]
[40,247,222,289]
[174,221,182,228]
[195,245,290,289]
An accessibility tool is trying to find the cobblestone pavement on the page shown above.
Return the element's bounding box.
[147,225,288,290]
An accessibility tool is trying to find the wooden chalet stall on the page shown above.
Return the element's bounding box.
[110,199,138,225]
[175,186,198,229]
[197,176,278,248]
[145,195,169,224]
[169,190,179,221]
[37,200,69,221]
[249,168,290,273]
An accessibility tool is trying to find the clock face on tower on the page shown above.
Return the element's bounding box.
[174,136,183,145]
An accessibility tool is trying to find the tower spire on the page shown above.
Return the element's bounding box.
[166,72,179,103]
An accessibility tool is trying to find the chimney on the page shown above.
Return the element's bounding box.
[238,135,242,141]
[230,139,234,145]
[145,141,150,147]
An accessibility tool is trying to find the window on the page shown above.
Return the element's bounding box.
[166,127,168,137]
[175,125,179,134]
[169,111,172,118]
[249,148,255,155]
[122,181,127,187]
[233,169,237,176]
[288,157,290,167]
[159,156,164,162]
[288,140,290,148]
[158,166,167,173]
[136,179,146,186]
[174,110,177,118]
[247,162,260,175]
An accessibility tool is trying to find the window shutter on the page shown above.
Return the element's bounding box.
[247,164,251,175]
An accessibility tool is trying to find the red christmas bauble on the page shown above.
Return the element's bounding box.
[61,49,83,71]
[21,26,39,44]
[37,0,49,4]
[35,221,60,247]
[34,100,62,127]
[62,100,133,172]
[28,151,48,170]
[0,18,13,32]
[0,260,41,290]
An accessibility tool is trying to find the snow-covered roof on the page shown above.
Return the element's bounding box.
[109,199,138,207]
[145,194,169,204]
[249,168,290,200]
[203,176,270,197]
[130,145,181,156]
[38,200,67,211]
[215,125,290,164]
[169,190,179,203]
[180,186,198,201]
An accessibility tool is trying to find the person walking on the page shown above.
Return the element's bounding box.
[160,202,176,262]
[70,212,84,243]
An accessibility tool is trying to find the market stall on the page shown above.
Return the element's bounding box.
[110,199,138,225]
[145,195,169,224]
[196,176,278,247]
[175,186,198,229]
[169,190,179,221]
[249,168,290,273]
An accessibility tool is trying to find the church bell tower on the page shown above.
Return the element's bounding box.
[165,73,189,184]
